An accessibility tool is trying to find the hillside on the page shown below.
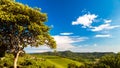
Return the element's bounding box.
[0,53,83,68]
[33,51,115,62]
[0,52,118,68]
[31,54,83,68]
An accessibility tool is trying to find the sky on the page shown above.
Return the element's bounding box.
[16,0,120,53]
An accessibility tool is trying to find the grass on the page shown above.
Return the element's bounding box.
[0,54,83,68]
[32,54,83,68]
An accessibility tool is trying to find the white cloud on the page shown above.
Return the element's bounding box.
[25,43,120,53]
[95,34,111,38]
[60,32,73,35]
[70,45,120,53]
[53,35,88,50]
[72,13,97,28]
[24,46,52,53]
[93,44,97,47]
[104,19,112,23]
[24,35,88,53]
[71,13,119,32]
[32,50,52,53]
[50,25,54,28]
[91,24,120,31]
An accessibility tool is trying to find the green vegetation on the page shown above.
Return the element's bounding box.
[0,0,120,68]
[0,53,83,68]
[0,0,56,68]
[0,52,120,68]
[39,51,114,62]
[30,54,83,68]
[95,53,120,68]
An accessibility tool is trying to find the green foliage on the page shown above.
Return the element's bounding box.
[0,45,7,57]
[93,63,110,68]
[39,51,114,63]
[0,53,14,67]
[0,0,56,67]
[0,0,56,57]
[1,52,120,68]
[68,63,79,68]
[0,53,83,68]
[32,54,83,68]
[97,53,120,68]
[83,53,120,68]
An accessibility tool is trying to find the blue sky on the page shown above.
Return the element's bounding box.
[16,0,120,53]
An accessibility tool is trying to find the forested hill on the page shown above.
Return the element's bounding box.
[31,51,115,61]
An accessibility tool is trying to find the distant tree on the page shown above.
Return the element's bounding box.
[94,53,120,68]
[68,63,79,68]
[93,63,110,68]
[0,0,56,68]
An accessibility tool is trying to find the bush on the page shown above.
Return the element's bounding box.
[68,63,80,68]
[98,53,120,68]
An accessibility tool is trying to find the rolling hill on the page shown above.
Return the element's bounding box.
[31,55,83,68]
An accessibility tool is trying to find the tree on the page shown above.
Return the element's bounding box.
[94,53,120,68]
[0,0,56,68]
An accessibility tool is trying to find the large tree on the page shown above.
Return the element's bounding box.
[0,0,56,68]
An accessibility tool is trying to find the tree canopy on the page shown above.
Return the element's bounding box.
[0,0,56,54]
[0,0,56,67]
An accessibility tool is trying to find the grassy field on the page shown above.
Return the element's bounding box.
[0,54,83,68]
[31,54,83,68]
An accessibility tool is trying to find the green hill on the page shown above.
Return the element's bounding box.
[0,52,117,68]
[31,55,83,68]
[0,54,83,68]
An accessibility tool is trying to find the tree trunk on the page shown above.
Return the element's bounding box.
[14,51,21,68]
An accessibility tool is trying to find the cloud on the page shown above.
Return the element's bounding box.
[70,44,120,53]
[93,44,97,46]
[91,23,120,31]
[33,50,52,53]
[72,13,97,28]
[72,13,119,32]
[60,32,73,35]
[53,35,88,50]
[95,34,111,38]
[24,46,52,53]
[50,25,54,28]
[24,35,88,53]
[25,42,120,53]
[104,19,112,23]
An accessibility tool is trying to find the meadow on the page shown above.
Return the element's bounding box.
[0,53,83,68]
[1,51,119,68]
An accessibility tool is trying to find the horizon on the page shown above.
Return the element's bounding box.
[16,0,120,53]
